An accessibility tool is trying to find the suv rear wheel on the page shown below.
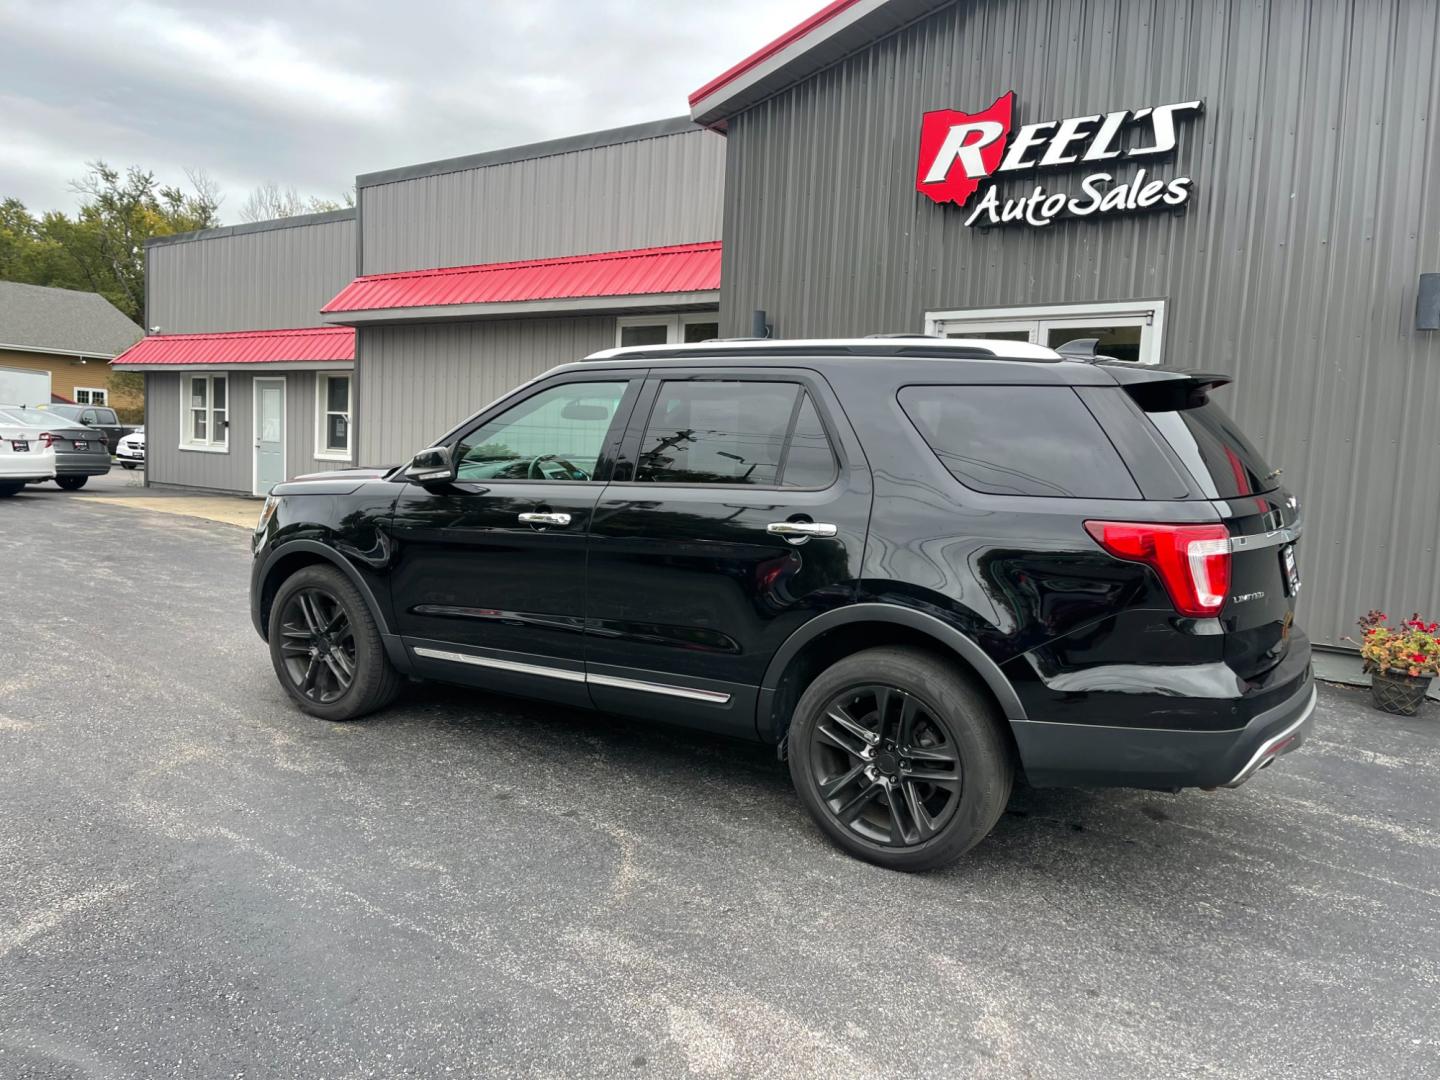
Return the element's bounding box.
[788,646,1013,871]
[267,564,402,721]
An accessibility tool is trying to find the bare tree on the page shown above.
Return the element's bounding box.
[240,181,352,222]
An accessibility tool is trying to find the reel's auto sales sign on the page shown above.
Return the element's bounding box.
[915,92,1202,228]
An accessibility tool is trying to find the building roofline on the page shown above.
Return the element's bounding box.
[355,115,700,189]
[146,207,357,249]
[688,0,952,128]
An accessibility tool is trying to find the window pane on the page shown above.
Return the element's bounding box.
[76,390,90,404]
[682,321,720,343]
[899,385,1140,498]
[326,376,350,412]
[455,381,626,481]
[192,411,206,441]
[190,378,207,410]
[781,393,837,488]
[637,381,799,486]
[326,413,349,452]
[620,323,669,347]
[98,409,117,423]
[1145,401,1277,498]
[1045,325,1143,363]
[211,378,226,410]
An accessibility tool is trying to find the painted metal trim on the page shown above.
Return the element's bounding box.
[356,116,697,189]
[321,292,722,326]
[146,208,356,249]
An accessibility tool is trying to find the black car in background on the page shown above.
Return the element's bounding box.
[248,339,1314,871]
[37,402,134,456]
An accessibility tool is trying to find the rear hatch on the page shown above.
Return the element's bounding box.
[1113,369,1301,680]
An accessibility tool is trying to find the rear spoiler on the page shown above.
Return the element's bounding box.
[1102,366,1234,411]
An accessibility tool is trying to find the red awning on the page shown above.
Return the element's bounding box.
[113,326,355,368]
[321,241,722,317]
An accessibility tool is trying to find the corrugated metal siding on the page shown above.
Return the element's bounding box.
[356,318,617,467]
[147,218,357,334]
[145,370,347,494]
[718,0,1440,648]
[361,130,726,274]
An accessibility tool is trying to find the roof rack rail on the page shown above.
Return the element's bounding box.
[863,332,944,339]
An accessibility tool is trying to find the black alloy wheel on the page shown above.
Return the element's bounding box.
[277,587,357,704]
[788,646,1013,871]
[809,684,962,847]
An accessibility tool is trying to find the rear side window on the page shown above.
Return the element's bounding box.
[636,381,838,487]
[1142,400,1277,499]
[899,385,1140,498]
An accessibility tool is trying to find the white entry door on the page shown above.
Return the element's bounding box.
[926,301,1167,365]
[253,378,286,496]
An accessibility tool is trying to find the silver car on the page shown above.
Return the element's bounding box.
[0,407,110,491]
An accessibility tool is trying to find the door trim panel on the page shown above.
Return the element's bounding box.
[412,646,586,683]
[587,672,731,704]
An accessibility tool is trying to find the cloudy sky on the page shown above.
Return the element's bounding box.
[0,0,819,217]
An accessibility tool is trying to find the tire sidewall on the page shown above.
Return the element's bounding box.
[788,648,1012,871]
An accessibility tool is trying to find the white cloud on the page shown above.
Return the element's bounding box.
[0,0,823,215]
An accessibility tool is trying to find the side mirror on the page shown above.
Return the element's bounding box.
[404,445,456,485]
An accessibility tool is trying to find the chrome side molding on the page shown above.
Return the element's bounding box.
[412,647,731,704]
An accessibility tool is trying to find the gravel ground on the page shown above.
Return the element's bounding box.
[2,490,1438,1079]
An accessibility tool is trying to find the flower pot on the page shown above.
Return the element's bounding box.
[1370,669,1433,716]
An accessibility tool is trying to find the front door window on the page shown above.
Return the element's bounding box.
[454,381,627,482]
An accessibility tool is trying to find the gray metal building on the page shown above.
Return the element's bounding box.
[326,117,726,468]
[118,211,358,495]
[690,0,1440,648]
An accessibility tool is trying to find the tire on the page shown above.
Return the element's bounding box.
[55,476,88,491]
[121,462,137,470]
[787,646,1013,872]
[267,564,403,721]
[0,483,21,498]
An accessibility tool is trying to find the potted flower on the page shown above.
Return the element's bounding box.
[1349,611,1439,716]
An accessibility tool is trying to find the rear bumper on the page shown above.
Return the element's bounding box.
[0,449,56,481]
[1012,672,1315,789]
[54,453,111,477]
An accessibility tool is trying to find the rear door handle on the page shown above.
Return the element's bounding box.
[766,521,838,545]
[518,512,572,527]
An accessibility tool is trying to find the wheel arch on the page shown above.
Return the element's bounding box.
[255,540,409,671]
[757,604,1026,747]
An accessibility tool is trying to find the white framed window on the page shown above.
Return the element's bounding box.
[924,300,1167,365]
[181,373,228,451]
[75,387,108,406]
[315,373,352,460]
[615,313,721,348]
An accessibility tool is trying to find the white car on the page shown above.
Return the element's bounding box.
[0,407,59,496]
[116,426,145,469]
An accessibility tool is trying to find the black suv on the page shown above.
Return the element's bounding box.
[250,339,1314,871]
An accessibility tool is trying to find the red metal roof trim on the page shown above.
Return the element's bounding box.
[114,326,355,366]
[688,0,865,106]
[322,242,722,314]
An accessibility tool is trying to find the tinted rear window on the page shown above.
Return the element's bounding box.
[1144,400,1277,499]
[899,385,1140,498]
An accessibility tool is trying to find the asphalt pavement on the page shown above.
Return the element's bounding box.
[2,491,1438,1079]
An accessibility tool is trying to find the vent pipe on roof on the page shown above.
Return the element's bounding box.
[751,309,772,339]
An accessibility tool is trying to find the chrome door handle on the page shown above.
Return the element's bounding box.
[766,521,838,545]
[518,512,572,527]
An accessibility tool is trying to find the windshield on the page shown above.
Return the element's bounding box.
[0,408,58,427]
[1145,399,1279,499]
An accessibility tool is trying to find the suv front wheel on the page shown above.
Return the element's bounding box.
[788,646,1013,871]
[267,564,402,721]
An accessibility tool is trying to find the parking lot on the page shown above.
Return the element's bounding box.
[2,489,1439,1079]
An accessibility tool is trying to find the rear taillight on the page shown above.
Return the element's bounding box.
[1084,521,1232,618]
[39,432,57,448]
